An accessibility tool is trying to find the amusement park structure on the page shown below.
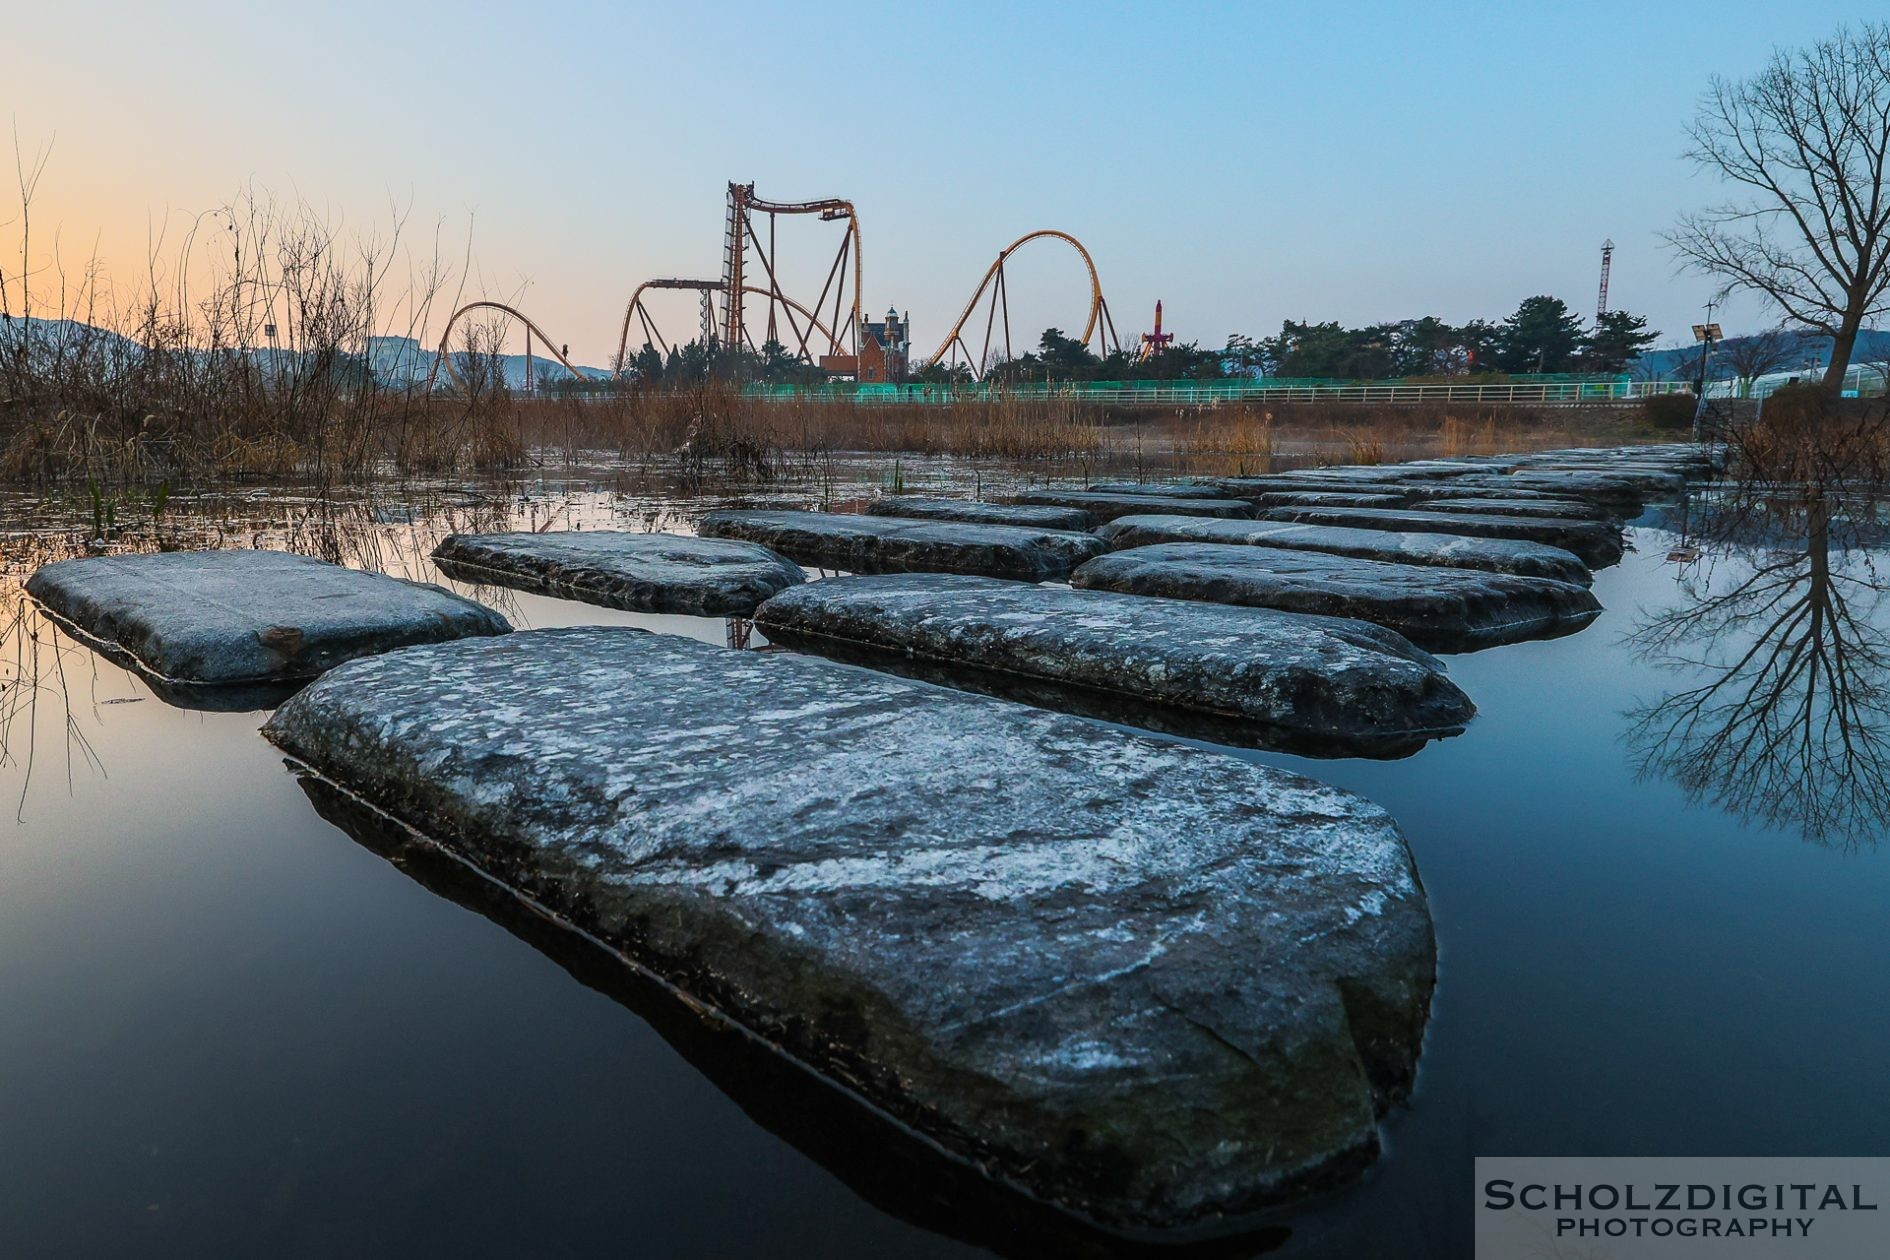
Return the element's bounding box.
[1138,300,1174,360]
[428,182,1119,388]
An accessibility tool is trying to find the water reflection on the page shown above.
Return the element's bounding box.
[1629,490,1890,850]
[292,772,1289,1260]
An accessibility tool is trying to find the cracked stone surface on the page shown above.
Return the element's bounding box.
[698,510,1104,581]
[264,627,1436,1234]
[1095,515,1593,585]
[1007,490,1256,523]
[25,549,510,690]
[755,572,1473,753]
[1257,505,1625,567]
[863,496,1095,531]
[431,531,804,617]
[1072,544,1602,652]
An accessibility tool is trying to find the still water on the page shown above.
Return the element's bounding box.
[1,474,1885,1258]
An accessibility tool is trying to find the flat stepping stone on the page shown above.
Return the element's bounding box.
[1072,545,1601,652]
[863,496,1094,531]
[1214,475,1384,498]
[1008,490,1255,523]
[431,531,803,617]
[265,628,1437,1232]
[1096,515,1593,585]
[1437,472,1649,510]
[1396,482,1600,505]
[1259,505,1625,567]
[755,573,1473,756]
[25,549,509,705]
[1082,481,1230,499]
[698,510,1103,580]
[1247,491,1408,510]
[1419,497,1616,522]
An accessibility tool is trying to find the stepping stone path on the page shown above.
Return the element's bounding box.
[1096,515,1594,585]
[431,531,805,617]
[698,510,1103,581]
[1258,505,1625,568]
[265,628,1437,1232]
[25,549,509,704]
[864,496,1094,531]
[755,573,1474,755]
[1007,490,1256,523]
[1072,544,1602,652]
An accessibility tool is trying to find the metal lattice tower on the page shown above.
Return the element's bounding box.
[1597,239,1614,323]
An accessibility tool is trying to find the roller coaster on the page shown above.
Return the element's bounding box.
[428,181,1120,389]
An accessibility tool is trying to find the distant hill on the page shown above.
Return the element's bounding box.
[0,319,615,389]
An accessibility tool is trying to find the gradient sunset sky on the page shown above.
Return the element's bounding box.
[5,0,1885,365]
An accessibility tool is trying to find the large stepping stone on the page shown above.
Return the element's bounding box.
[25,549,509,707]
[1007,489,1255,523]
[1082,481,1230,499]
[1096,515,1593,585]
[1072,545,1601,652]
[432,531,804,617]
[697,510,1103,581]
[265,628,1437,1233]
[1259,505,1625,568]
[1420,497,1616,523]
[1510,464,1686,494]
[1435,472,1648,511]
[1214,475,1387,498]
[1247,491,1408,510]
[1395,483,1602,505]
[863,496,1094,531]
[755,573,1473,756]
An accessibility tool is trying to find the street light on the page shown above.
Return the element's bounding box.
[1690,305,1722,442]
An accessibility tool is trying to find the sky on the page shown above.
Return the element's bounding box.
[4,0,1886,367]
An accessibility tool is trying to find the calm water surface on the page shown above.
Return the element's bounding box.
[1,476,1885,1258]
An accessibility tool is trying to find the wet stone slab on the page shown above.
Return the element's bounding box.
[1258,505,1625,568]
[755,572,1473,755]
[1082,481,1231,499]
[432,531,804,617]
[1007,490,1256,523]
[265,628,1437,1234]
[1246,491,1409,510]
[1095,515,1593,585]
[863,496,1095,531]
[25,549,510,700]
[1433,472,1650,510]
[1418,497,1617,522]
[697,510,1104,581]
[1072,544,1602,652]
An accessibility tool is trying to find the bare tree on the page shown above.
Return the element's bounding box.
[1668,23,1890,398]
[1720,326,1801,395]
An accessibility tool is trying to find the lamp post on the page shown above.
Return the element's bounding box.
[1690,302,1721,442]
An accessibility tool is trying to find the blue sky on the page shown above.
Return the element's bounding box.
[5,0,1885,364]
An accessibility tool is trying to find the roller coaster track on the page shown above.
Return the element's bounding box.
[724,183,862,358]
[928,230,1119,379]
[612,278,842,379]
[425,300,586,394]
[426,282,848,392]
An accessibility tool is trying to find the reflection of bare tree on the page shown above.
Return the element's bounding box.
[1630,394,1890,849]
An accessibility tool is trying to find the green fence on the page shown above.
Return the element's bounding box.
[736,375,1668,407]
